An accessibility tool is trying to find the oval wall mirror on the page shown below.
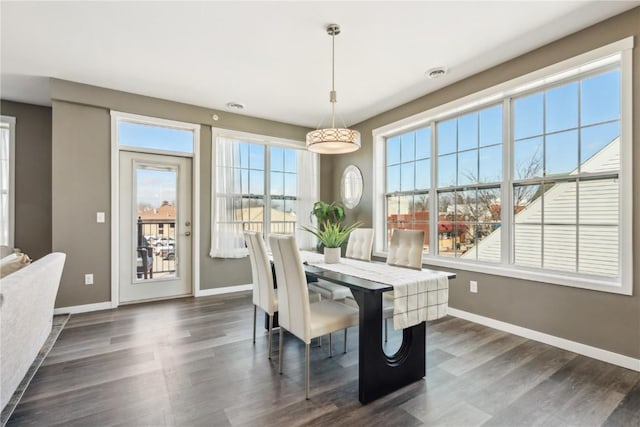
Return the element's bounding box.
[340,165,363,209]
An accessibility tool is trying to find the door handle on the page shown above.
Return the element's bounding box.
[184,231,191,237]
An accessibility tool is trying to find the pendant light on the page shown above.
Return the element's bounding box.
[306,24,361,154]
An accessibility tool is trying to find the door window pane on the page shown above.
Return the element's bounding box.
[119,121,194,153]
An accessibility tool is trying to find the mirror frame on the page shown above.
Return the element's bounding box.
[340,165,363,209]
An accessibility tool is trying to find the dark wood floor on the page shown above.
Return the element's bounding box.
[7,292,640,426]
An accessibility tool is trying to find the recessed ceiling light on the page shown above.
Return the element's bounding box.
[426,67,448,79]
[226,102,245,110]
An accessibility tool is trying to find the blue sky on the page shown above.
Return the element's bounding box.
[119,121,194,153]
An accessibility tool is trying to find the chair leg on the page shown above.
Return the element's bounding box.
[252,305,257,344]
[305,343,310,400]
[384,318,388,343]
[343,328,348,354]
[329,333,333,358]
[268,314,274,360]
[279,327,284,374]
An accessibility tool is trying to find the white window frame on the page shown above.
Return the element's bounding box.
[0,116,16,248]
[373,37,633,295]
[210,128,319,252]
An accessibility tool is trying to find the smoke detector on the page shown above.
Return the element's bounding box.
[226,102,245,110]
[426,67,448,79]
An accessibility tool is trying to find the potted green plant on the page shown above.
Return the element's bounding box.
[301,220,362,263]
[310,201,345,229]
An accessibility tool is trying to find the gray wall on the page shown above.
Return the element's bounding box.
[324,8,640,358]
[0,100,52,260]
[50,80,311,307]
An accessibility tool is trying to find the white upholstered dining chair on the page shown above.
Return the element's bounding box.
[270,234,359,400]
[244,231,278,359]
[383,229,425,341]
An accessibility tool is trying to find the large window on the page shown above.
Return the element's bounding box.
[210,131,317,258]
[0,116,15,248]
[373,38,632,294]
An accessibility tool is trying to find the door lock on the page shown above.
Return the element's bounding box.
[185,221,191,226]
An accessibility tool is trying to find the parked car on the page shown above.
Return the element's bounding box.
[157,245,175,260]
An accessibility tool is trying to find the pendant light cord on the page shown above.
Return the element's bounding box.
[330,28,336,129]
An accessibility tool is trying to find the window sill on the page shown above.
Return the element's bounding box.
[373,251,631,296]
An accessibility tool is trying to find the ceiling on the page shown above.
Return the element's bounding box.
[1,1,638,128]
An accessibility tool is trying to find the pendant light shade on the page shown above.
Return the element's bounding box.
[306,24,361,154]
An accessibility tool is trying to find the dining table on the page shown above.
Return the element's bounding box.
[298,251,456,404]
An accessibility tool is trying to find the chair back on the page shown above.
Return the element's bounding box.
[244,231,276,315]
[387,229,424,269]
[345,228,375,261]
[269,234,312,343]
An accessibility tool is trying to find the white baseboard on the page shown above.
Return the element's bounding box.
[53,301,113,315]
[447,307,640,372]
[195,284,253,297]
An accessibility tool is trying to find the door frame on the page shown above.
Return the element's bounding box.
[110,111,201,308]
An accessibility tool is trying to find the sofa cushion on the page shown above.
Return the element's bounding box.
[0,252,32,278]
[0,245,14,258]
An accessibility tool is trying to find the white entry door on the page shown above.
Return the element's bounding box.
[119,151,192,303]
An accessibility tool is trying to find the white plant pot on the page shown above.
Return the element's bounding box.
[323,247,341,264]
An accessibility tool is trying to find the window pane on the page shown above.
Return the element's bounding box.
[580,122,619,170]
[416,127,431,159]
[239,143,249,169]
[438,191,456,256]
[479,145,502,183]
[413,194,430,213]
[284,173,296,197]
[457,149,478,185]
[387,195,400,217]
[479,105,502,147]
[249,170,264,195]
[544,225,577,273]
[401,132,415,163]
[477,188,501,222]
[514,137,543,179]
[437,119,457,155]
[514,93,543,139]
[438,154,456,187]
[476,223,501,262]
[456,189,476,221]
[545,130,578,176]
[579,225,618,277]
[581,70,620,126]
[514,224,542,268]
[284,148,296,173]
[271,146,284,172]
[387,165,400,193]
[387,136,401,165]
[513,184,543,223]
[458,112,478,151]
[546,82,579,132]
[238,169,247,194]
[249,144,265,170]
[544,181,576,225]
[400,162,415,191]
[118,121,194,153]
[415,159,430,190]
[398,195,413,219]
[579,179,619,225]
[455,222,473,258]
[270,171,283,196]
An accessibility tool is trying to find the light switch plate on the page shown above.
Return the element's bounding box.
[85,274,94,285]
[97,212,105,223]
[470,280,478,293]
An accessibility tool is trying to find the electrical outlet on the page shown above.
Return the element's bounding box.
[84,274,94,285]
[470,280,478,293]
[96,212,105,223]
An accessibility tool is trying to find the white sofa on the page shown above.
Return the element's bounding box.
[0,252,66,411]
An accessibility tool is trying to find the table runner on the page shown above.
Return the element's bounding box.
[300,251,449,329]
